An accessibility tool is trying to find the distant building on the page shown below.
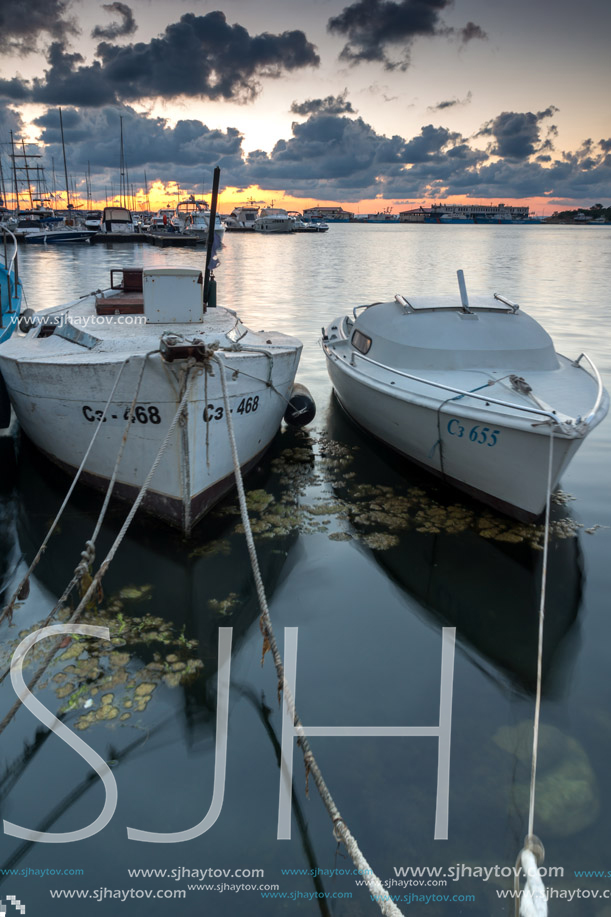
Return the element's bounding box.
[399,203,531,223]
[302,206,353,222]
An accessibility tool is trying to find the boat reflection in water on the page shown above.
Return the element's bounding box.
[12,432,301,728]
[326,397,583,695]
[0,435,19,605]
[1,431,339,907]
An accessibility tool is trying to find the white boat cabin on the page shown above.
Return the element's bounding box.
[340,293,560,373]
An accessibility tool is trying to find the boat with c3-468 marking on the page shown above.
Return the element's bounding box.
[0,261,313,534]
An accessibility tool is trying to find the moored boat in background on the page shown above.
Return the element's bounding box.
[253,208,294,234]
[224,204,259,231]
[24,224,97,244]
[149,208,177,231]
[100,206,136,233]
[183,209,226,243]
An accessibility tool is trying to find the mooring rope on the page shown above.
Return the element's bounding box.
[214,353,405,917]
[0,357,130,626]
[0,352,155,691]
[89,351,154,545]
[0,368,195,738]
[514,431,554,917]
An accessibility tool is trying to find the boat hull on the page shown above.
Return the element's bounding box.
[326,356,599,520]
[24,230,96,244]
[0,348,300,533]
[253,221,294,234]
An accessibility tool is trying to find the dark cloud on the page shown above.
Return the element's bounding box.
[291,91,355,116]
[11,104,610,208]
[477,107,559,160]
[0,101,23,136]
[32,106,246,200]
[30,42,117,106]
[91,3,137,41]
[0,104,23,205]
[4,12,319,106]
[0,0,78,55]
[327,0,485,70]
[235,114,483,200]
[0,77,31,101]
[446,147,610,201]
[93,13,319,102]
[428,91,472,112]
[402,124,461,162]
[236,110,610,204]
[460,22,487,43]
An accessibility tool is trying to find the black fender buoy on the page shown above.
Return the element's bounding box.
[284,382,316,427]
[0,370,11,429]
[18,308,36,334]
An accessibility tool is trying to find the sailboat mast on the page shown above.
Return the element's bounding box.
[10,132,18,212]
[119,116,126,208]
[59,107,71,212]
[21,141,34,209]
[0,155,7,208]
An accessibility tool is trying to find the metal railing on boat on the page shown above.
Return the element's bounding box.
[340,349,604,432]
[572,352,605,425]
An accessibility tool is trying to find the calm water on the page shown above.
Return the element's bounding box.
[1,225,610,916]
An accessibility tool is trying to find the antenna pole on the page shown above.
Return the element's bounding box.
[204,167,221,309]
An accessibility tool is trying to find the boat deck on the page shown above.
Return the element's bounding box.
[0,289,299,364]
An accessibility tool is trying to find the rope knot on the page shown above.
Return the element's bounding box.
[75,540,96,579]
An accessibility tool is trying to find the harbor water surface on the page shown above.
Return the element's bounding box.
[1,224,610,915]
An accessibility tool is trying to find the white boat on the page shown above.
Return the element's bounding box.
[323,271,609,520]
[224,205,259,231]
[287,212,307,231]
[10,214,56,240]
[183,209,226,243]
[149,208,176,231]
[253,208,294,234]
[84,211,103,231]
[174,198,208,229]
[100,206,136,233]
[287,212,328,232]
[0,265,310,534]
[301,220,329,233]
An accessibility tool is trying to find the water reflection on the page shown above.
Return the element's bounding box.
[0,434,19,605]
[325,397,583,695]
[13,431,298,683]
[3,231,609,914]
[0,430,348,912]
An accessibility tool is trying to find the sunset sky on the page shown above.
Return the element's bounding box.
[0,0,609,214]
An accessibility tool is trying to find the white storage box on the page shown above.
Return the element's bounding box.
[143,268,203,323]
